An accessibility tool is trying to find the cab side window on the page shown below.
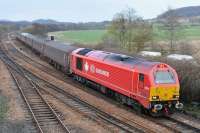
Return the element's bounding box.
[139,73,145,89]
[76,57,83,70]
[139,73,144,82]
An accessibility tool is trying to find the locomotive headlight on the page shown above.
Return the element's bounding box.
[152,96,159,100]
[173,95,179,99]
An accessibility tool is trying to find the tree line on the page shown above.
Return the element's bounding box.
[21,7,181,53]
[107,8,153,52]
[22,21,110,37]
[107,7,181,53]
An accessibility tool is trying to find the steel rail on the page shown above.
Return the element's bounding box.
[0,48,70,133]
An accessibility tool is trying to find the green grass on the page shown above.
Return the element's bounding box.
[180,25,200,40]
[0,95,8,121]
[49,25,200,45]
[49,30,106,45]
[153,24,200,41]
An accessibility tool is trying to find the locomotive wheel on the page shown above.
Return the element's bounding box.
[100,86,107,94]
[115,93,122,103]
[80,77,86,84]
[132,102,144,114]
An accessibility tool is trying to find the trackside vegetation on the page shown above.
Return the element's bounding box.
[0,95,8,121]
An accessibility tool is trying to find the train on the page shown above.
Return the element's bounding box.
[16,33,183,116]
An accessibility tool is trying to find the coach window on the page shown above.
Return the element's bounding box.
[76,57,83,71]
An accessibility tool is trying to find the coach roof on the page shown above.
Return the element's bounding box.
[21,32,78,53]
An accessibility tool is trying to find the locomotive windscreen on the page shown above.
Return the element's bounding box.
[154,71,175,84]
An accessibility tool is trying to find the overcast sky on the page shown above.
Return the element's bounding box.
[1,0,200,22]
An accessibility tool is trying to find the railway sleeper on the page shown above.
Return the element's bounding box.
[29,100,44,103]
[35,114,55,118]
[31,107,50,111]
[39,121,59,126]
[30,103,48,107]
[34,111,53,114]
[35,117,55,121]
[36,117,56,120]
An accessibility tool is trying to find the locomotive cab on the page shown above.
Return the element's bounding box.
[149,63,183,115]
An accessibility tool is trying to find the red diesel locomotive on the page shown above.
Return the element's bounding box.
[17,33,183,116]
[71,48,183,116]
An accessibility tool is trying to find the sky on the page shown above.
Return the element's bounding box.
[0,0,200,22]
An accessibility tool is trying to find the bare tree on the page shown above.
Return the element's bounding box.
[23,23,48,37]
[125,8,138,51]
[163,7,180,52]
[108,13,126,48]
[108,8,153,52]
[133,21,153,52]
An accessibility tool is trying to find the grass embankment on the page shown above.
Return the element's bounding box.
[0,95,8,121]
[49,30,106,45]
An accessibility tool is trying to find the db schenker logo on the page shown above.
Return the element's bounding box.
[84,62,95,73]
[84,62,89,72]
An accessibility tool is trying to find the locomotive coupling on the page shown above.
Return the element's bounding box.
[175,101,183,109]
[154,104,163,111]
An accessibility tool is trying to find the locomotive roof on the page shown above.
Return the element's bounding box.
[77,49,160,70]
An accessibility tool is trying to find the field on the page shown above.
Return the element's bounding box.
[153,24,200,41]
[49,25,200,45]
[49,30,106,45]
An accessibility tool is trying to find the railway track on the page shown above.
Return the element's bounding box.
[3,34,200,132]
[7,36,67,82]
[166,116,200,132]
[0,49,70,133]
[1,39,158,133]
[38,83,144,133]
[0,49,145,133]
[7,34,56,72]
[170,113,200,130]
[17,55,200,132]
[147,116,200,133]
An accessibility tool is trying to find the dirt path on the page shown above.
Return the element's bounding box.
[0,60,24,120]
[0,60,36,133]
